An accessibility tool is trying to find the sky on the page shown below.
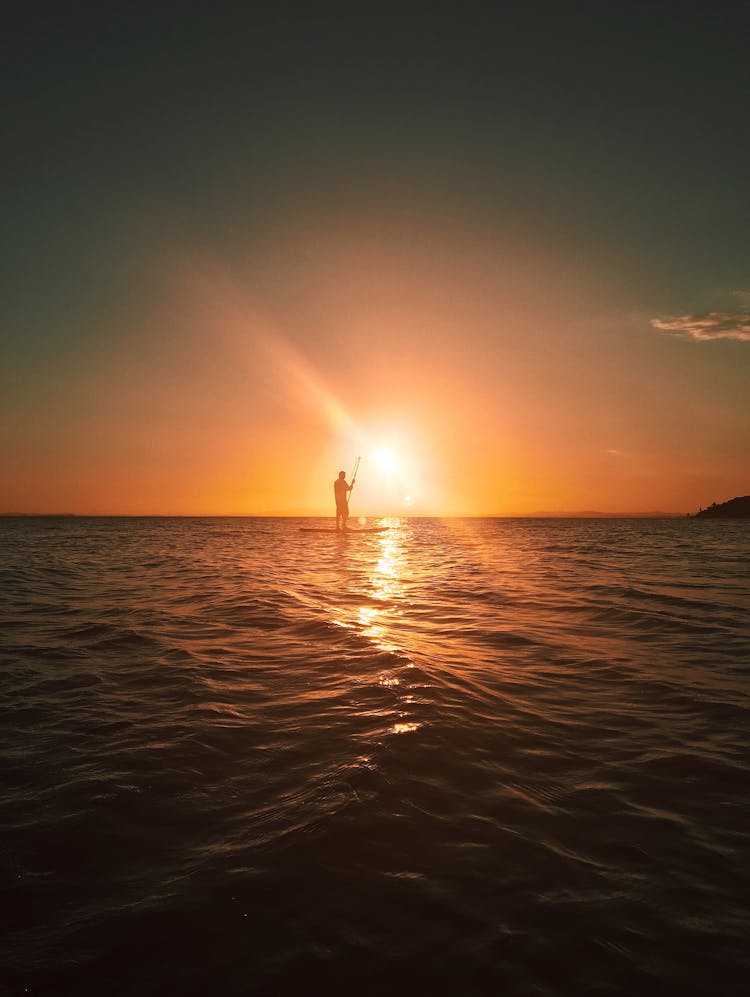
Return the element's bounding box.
[2,2,749,515]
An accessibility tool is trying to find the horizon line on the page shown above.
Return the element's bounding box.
[0,511,691,519]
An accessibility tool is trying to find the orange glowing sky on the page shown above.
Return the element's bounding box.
[2,7,748,516]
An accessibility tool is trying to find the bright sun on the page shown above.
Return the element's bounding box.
[374,447,398,474]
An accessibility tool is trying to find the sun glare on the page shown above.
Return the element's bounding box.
[375,447,397,474]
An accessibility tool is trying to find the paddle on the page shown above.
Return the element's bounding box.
[347,456,361,510]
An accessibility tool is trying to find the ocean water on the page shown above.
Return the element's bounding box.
[1,516,748,997]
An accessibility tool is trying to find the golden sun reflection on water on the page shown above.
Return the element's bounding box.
[358,519,410,654]
[391,722,420,735]
[331,518,425,736]
[363,521,424,736]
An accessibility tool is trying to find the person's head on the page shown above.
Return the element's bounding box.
[338,471,346,479]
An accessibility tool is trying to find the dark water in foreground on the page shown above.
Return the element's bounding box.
[1,516,749,996]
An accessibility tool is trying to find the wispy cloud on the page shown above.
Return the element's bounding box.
[651,308,750,342]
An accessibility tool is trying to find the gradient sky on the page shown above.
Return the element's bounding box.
[3,3,748,515]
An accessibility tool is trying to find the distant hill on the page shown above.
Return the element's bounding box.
[694,495,750,519]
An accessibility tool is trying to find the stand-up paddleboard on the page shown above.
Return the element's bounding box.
[300,526,389,534]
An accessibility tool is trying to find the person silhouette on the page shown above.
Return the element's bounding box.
[334,470,353,532]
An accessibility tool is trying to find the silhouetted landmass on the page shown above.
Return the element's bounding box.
[694,495,750,519]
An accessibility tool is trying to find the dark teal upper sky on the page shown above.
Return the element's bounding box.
[6,3,748,295]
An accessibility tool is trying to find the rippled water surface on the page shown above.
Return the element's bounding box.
[2,516,749,996]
